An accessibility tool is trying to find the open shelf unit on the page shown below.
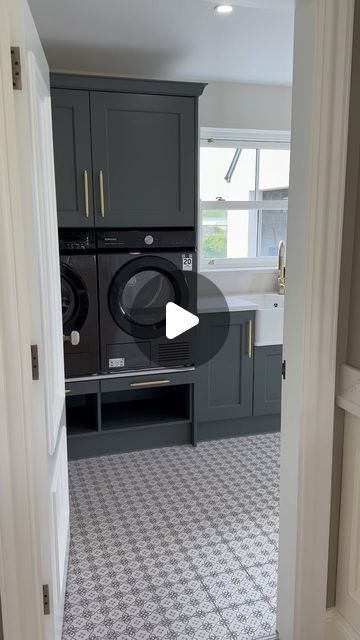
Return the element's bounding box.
[65,369,196,458]
[101,385,190,432]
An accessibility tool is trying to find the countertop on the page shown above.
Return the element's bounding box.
[198,293,279,313]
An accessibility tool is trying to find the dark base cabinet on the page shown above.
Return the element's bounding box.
[198,414,280,442]
[65,370,196,460]
[65,320,283,460]
[196,312,282,444]
[196,311,255,422]
[253,345,283,416]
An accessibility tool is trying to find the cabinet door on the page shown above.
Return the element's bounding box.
[253,345,283,416]
[90,92,195,228]
[51,89,94,227]
[197,312,254,422]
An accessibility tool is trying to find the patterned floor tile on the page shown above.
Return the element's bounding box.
[62,433,280,639]
[247,563,278,600]
[221,601,277,638]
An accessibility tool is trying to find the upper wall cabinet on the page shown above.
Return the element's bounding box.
[51,75,206,229]
[90,93,195,228]
[51,89,94,228]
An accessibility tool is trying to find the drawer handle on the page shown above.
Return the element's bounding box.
[248,320,253,359]
[65,389,71,394]
[130,379,170,388]
[99,170,105,217]
[83,170,89,218]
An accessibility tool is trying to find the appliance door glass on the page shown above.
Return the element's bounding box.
[61,263,89,334]
[121,270,175,325]
[109,256,189,338]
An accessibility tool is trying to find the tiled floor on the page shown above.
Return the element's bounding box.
[62,433,280,640]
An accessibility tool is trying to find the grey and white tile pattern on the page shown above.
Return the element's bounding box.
[63,433,280,639]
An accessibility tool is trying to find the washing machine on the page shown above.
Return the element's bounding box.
[59,230,100,377]
[97,229,197,372]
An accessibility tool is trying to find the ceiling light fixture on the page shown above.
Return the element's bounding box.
[214,4,234,14]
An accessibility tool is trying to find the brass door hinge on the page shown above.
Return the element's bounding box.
[42,585,50,615]
[10,47,22,90]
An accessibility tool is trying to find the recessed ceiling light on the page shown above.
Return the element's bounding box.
[214,4,234,14]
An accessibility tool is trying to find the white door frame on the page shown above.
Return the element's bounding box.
[277,0,354,638]
[0,0,355,638]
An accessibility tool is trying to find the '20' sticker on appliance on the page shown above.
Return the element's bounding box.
[182,254,193,271]
[109,358,125,368]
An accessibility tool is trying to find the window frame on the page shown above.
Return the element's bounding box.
[199,128,291,271]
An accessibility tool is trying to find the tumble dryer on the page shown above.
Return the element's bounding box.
[97,229,197,372]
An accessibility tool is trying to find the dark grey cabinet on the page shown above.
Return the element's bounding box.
[253,345,283,416]
[51,89,94,228]
[197,312,255,422]
[65,369,197,459]
[90,92,196,227]
[51,75,205,229]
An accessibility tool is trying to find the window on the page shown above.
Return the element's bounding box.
[200,129,290,269]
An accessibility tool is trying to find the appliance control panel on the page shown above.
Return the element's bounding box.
[59,230,96,253]
[97,229,196,250]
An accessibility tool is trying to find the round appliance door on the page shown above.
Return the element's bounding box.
[61,263,89,335]
[108,255,189,339]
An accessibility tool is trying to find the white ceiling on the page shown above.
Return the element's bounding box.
[28,0,294,85]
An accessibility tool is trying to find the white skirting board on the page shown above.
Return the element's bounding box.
[325,609,360,640]
[336,365,360,417]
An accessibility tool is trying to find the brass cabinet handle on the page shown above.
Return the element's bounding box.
[248,320,253,359]
[83,170,89,218]
[130,379,170,388]
[99,170,105,217]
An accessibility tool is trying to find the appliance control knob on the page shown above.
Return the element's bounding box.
[144,234,154,246]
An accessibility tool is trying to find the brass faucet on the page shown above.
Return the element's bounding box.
[277,240,286,295]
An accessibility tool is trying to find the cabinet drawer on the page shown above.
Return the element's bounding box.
[100,369,195,393]
[65,380,99,396]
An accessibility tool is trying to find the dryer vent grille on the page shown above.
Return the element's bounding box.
[157,342,190,364]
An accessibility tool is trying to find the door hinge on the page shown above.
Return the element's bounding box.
[282,359,286,380]
[31,345,39,380]
[10,47,22,90]
[42,584,50,615]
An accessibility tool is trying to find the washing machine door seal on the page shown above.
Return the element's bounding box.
[61,263,89,335]
[108,255,190,339]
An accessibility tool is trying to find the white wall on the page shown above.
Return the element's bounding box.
[199,81,292,130]
[198,81,292,297]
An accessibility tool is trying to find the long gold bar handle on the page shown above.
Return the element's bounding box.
[248,320,253,359]
[99,170,105,217]
[130,380,170,388]
[83,170,89,218]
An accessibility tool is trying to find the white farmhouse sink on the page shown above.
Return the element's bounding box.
[242,293,284,346]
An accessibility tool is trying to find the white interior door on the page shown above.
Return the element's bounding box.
[5,0,70,638]
[24,12,69,640]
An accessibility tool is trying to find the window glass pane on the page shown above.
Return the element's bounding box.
[258,149,290,198]
[200,147,256,201]
[202,209,257,260]
[258,209,287,257]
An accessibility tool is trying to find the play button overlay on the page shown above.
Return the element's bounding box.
[129,270,230,368]
[166,302,199,340]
